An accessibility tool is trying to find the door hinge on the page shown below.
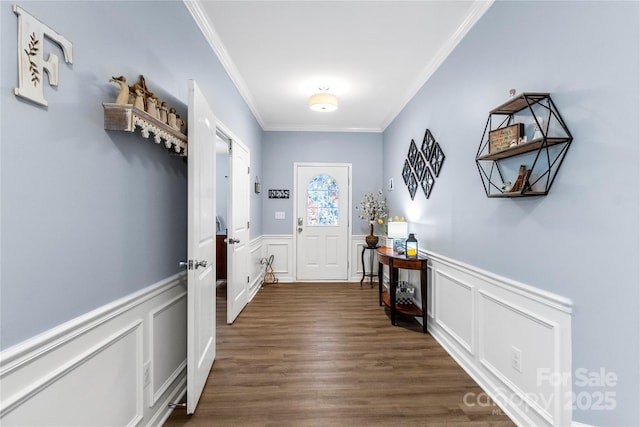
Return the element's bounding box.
[247,221,250,229]
[247,276,250,283]
[247,166,250,174]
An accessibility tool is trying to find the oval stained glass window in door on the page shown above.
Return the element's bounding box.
[307,174,339,225]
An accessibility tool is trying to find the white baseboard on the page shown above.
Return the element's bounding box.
[0,273,188,426]
[425,250,573,427]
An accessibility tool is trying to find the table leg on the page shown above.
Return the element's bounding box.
[390,265,398,326]
[378,261,383,306]
[368,249,375,288]
[421,266,428,333]
[360,246,366,286]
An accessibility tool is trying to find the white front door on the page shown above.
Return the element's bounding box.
[186,80,216,414]
[227,139,250,323]
[295,163,351,281]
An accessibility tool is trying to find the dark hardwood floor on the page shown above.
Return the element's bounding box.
[164,282,515,427]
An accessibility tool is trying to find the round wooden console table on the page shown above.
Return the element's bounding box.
[376,247,428,333]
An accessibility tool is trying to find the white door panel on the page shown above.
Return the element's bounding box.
[186,80,216,414]
[227,139,250,323]
[296,164,351,281]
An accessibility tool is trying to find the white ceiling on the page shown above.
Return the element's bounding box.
[187,1,493,132]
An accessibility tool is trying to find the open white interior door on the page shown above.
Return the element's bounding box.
[186,80,217,414]
[227,139,250,323]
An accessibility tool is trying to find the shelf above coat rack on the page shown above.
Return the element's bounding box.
[103,103,188,156]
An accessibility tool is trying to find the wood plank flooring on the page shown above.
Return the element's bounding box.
[164,282,515,427]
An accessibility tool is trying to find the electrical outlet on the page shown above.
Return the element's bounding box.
[143,361,151,388]
[511,346,522,373]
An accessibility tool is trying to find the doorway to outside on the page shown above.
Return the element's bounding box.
[294,163,351,281]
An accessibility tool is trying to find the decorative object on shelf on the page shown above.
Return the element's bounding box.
[104,75,189,156]
[533,122,544,140]
[396,281,415,305]
[365,222,379,248]
[110,76,129,105]
[501,181,513,192]
[402,128,446,200]
[510,165,532,193]
[356,190,388,248]
[489,123,524,154]
[268,189,290,199]
[254,176,261,194]
[14,5,74,107]
[405,233,418,258]
[387,220,408,254]
[159,101,168,123]
[475,92,573,197]
[429,142,446,177]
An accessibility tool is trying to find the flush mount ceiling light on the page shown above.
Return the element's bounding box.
[309,86,338,112]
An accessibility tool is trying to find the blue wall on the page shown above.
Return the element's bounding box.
[0,1,262,349]
[384,1,639,425]
[261,131,383,236]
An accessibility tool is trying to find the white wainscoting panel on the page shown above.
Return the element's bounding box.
[249,236,266,299]
[150,292,187,406]
[425,251,573,427]
[262,235,294,282]
[0,273,188,427]
[434,270,474,355]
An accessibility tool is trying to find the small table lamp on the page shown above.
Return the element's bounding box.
[387,221,408,254]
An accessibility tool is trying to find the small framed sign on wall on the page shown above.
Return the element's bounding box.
[268,189,290,199]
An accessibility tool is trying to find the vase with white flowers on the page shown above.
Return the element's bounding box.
[356,190,389,248]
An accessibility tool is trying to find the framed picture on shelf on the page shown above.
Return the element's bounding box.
[488,123,524,154]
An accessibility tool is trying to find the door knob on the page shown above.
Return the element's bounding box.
[179,260,193,269]
[195,260,208,269]
[297,227,303,233]
[226,238,240,244]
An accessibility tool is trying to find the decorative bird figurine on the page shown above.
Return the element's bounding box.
[159,101,168,124]
[110,76,130,105]
[132,83,145,111]
[146,93,158,119]
[168,107,177,129]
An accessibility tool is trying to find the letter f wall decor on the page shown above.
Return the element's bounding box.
[14,5,73,107]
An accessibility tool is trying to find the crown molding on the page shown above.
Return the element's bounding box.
[263,124,382,133]
[183,0,266,129]
[380,0,495,131]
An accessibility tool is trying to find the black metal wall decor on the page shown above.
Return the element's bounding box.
[402,128,446,200]
[430,142,445,177]
[268,189,290,199]
[421,167,434,198]
[421,129,436,160]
